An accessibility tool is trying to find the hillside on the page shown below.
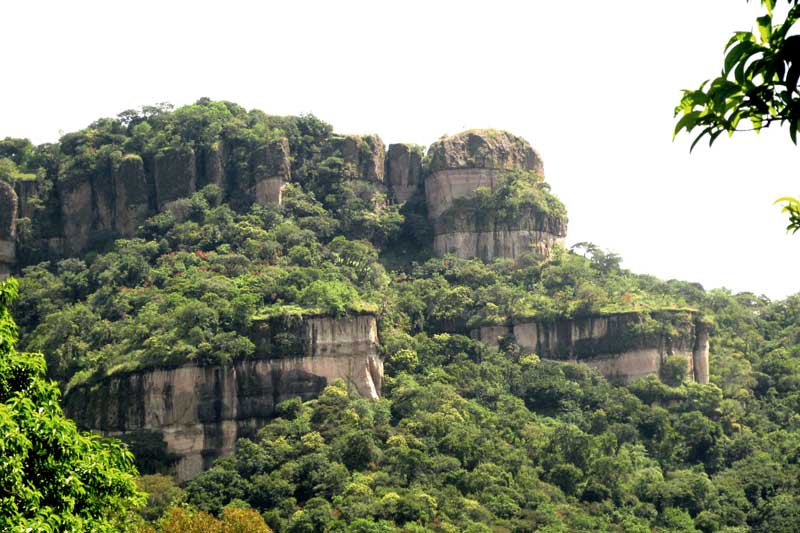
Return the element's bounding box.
[2,99,800,532]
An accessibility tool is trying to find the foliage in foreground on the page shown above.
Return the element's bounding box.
[673,0,800,232]
[0,278,142,531]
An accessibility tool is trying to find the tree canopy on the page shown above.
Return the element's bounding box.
[0,278,142,531]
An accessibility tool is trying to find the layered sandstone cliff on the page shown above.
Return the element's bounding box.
[16,138,292,258]
[475,311,710,384]
[64,314,382,480]
[425,130,567,261]
[0,181,17,280]
[385,143,423,203]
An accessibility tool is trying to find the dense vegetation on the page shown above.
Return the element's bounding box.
[2,100,800,531]
[0,279,141,531]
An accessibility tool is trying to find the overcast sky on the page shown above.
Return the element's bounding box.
[3,1,799,298]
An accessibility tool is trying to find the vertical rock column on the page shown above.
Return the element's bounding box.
[386,143,423,203]
[0,181,16,280]
[252,138,291,206]
[692,321,710,384]
[154,147,197,209]
[424,129,565,261]
[113,155,152,236]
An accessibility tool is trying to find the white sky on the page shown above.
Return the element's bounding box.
[2,1,799,299]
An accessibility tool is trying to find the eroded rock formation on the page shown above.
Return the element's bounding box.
[64,314,382,480]
[325,134,386,182]
[0,181,17,280]
[386,143,423,203]
[475,311,710,384]
[11,137,296,259]
[252,138,291,206]
[425,130,566,261]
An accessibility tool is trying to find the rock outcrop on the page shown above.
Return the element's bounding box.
[251,138,291,206]
[475,311,710,384]
[64,314,382,481]
[154,147,197,209]
[425,130,566,261]
[113,154,151,236]
[385,143,423,203]
[325,134,386,183]
[0,181,17,280]
[15,137,295,259]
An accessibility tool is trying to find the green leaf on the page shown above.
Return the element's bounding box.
[674,111,701,138]
[724,41,752,74]
[764,0,775,17]
[690,128,711,152]
[756,15,772,43]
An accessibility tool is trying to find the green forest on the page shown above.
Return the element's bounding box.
[2,99,800,532]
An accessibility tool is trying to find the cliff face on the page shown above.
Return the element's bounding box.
[475,311,710,384]
[17,137,291,259]
[0,181,17,280]
[64,314,382,481]
[324,134,386,183]
[385,143,423,203]
[425,130,567,261]
[9,127,567,267]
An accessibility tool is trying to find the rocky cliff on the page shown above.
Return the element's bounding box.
[14,137,292,259]
[425,130,567,261]
[6,124,568,268]
[385,143,423,203]
[64,314,382,481]
[0,181,17,280]
[475,311,710,384]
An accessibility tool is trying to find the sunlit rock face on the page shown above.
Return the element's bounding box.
[425,130,566,261]
[64,314,382,481]
[0,181,17,280]
[251,138,291,206]
[22,137,292,259]
[475,311,710,384]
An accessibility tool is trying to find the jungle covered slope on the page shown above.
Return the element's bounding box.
[2,100,800,532]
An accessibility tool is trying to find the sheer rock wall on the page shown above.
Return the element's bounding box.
[425,130,566,260]
[64,314,382,481]
[0,181,17,280]
[475,311,710,384]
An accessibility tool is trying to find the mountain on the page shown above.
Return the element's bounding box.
[2,99,800,532]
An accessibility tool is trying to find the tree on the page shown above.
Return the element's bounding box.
[674,0,800,231]
[0,278,143,530]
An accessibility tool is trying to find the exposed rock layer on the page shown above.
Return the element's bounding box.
[64,314,382,480]
[434,229,564,261]
[15,138,292,260]
[385,143,423,203]
[424,131,566,261]
[0,181,17,280]
[475,311,710,384]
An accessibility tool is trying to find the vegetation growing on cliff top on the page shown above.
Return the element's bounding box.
[5,100,800,531]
